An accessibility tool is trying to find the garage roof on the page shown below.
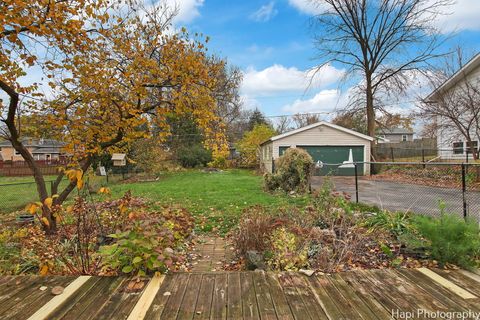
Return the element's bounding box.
[261,121,374,145]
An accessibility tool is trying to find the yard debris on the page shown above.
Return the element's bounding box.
[51,286,64,295]
[39,286,48,291]
[299,269,315,277]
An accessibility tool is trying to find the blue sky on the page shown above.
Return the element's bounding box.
[170,0,480,120]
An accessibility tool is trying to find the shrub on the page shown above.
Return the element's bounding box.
[99,207,194,276]
[413,214,480,268]
[264,148,313,193]
[177,144,212,168]
[232,206,278,256]
[363,210,413,237]
[266,227,308,271]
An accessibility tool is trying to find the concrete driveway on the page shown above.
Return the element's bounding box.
[311,176,480,221]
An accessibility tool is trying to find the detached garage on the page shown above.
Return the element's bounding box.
[260,121,373,176]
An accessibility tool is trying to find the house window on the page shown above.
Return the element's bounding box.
[453,142,464,154]
[402,135,407,142]
[14,150,21,156]
[466,141,478,153]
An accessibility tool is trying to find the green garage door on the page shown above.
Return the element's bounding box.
[279,146,364,176]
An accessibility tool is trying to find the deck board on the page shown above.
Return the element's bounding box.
[1,268,479,320]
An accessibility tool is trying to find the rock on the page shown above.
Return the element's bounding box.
[164,247,174,254]
[246,250,266,270]
[299,269,315,277]
[163,291,171,296]
[39,286,47,291]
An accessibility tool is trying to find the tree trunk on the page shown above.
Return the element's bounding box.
[366,78,376,161]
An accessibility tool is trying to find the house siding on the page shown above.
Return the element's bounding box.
[383,134,414,143]
[434,63,480,160]
[262,124,371,175]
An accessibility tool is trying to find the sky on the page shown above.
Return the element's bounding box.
[168,0,480,121]
[8,0,480,126]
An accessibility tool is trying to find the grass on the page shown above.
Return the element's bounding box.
[108,169,310,234]
[1,169,310,234]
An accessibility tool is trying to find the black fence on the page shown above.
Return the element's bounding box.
[376,146,480,163]
[316,162,480,222]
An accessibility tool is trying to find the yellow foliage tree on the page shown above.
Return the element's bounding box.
[236,124,276,168]
[0,1,228,233]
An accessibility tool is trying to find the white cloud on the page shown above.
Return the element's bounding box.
[162,0,204,23]
[282,89,342,113]
[433,0,480,32]
[240,95,262,110]
[250,2,278,22]
[241,64,344,96]
[287,0,327,15]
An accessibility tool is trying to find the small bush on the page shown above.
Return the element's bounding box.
[266,227,308,271]
[413,214,480,268]
[232,206,278,256]
[363,211,413,237]
[264,148,313,193]
[177,144,212,168]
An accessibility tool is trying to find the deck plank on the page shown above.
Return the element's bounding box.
[287,274,328,320]
[265,273,294,320]
[159,273,189,320]
[144,274,175,320]
[252,271,277,320]
[277,273,311,320]
[395,269,480,313]
[177,273,202,320]
[193,274,216,319]
[240,272,260,320]
[329,273,383,320]
[430,268,480,297]
[211,273,228,320]
[374,269,452,313]
[3,276,76,320]
[54,277,118,320]
[338,271,392,319]
[227,273,243,320]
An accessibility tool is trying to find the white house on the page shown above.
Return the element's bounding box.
[426,53,480,161]
[260,121,373,176]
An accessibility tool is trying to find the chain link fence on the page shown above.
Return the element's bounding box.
[313,162,480,222]
[0,171,137,214]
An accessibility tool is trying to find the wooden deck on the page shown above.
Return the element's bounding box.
[0,268,479,319]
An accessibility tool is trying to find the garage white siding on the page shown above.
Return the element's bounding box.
[260,122,372,175]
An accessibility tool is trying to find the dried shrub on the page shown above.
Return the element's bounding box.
[264,148,313,193]
[231,206,278,256]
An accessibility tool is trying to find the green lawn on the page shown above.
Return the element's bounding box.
[1,170,309,234]
[109,169,310,234]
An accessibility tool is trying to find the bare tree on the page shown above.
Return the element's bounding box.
[420,50,480,160]
[275,116,293,133]
[292,113,321,128]
[312,0,452,155]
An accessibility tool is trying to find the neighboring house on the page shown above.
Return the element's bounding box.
[0,138,65,162]
[377,128,414,143]
[260,121,374,176]
[426,53,480,161]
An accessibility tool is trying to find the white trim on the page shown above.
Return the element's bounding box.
[265,121,374,144]
[427,53,480,101]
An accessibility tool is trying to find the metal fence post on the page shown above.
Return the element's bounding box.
[271,158,275,173]
[422,149,426,168]
[354,162,359,203]
[461,163,467,220]
[390,147,395,162]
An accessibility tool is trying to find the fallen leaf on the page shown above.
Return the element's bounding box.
[51,286,64,295]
